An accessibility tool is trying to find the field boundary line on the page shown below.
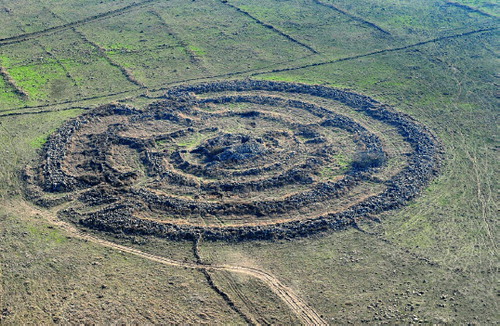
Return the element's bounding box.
[0,54,317,115]
[219,270,272,325]
[193,237,258,325]
[1,26,494,115]
[11,8,81,90]
[41,8,88,89]
[445,1,498,18]
[0,65,29,100]
[250,26,498,76]
[34,208,327,325]
[148,11,210,74]
[311,0,391,35]
[71,27,145,88]
[0,0,157,47]
[0,106,87,118]
[217,0,319,54]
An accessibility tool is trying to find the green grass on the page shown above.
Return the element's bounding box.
[0,79,24,109]
[231,0,400,56]
[7,63,67,100]
[247,29,497,322]
[26,224,68,244]
[176,133,206,148]
[0,109,83,198]
[153,0,312,73]
[108,47,201,87]
[78,10,179,52]
[26,106,81,149]
[321,0,495,40]
[451,0,499,15]
[29,133,52,149]
[259,74,329,85]
[0,0,140,38]
[334,154,351,169]
[0,0,497,323]
[0,104,244,322]
[318,154,351,178]
[188,45,206,56]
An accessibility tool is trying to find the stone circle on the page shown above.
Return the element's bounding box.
[25,80,442,241]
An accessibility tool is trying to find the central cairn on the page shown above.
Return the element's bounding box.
[26,80,441,241]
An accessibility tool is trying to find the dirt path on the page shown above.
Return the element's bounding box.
[37,209,327,325]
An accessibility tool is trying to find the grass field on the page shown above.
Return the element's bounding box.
[0,0,498,324]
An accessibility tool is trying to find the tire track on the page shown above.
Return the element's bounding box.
[250,26,498,76]
[311,0,391,35]
[193,237,258,325]
[354,224,496,277]
[221,265,327,325]
[0,0,157,47]
[458,133,498,253]
[36,209,327,325]
[217,0,319,54]
[219,270,273,325]
[200,269,257,325]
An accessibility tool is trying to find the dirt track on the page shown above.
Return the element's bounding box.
[36,207,327,325]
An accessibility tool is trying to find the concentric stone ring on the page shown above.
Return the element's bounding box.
[25,80,441,241]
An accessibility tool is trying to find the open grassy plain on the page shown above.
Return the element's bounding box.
[0,0,498,324]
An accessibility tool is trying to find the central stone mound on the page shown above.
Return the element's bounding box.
[25,80,442,241]
[192,133,268,166]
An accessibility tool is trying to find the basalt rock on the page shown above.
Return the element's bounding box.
[26,80,442,242]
